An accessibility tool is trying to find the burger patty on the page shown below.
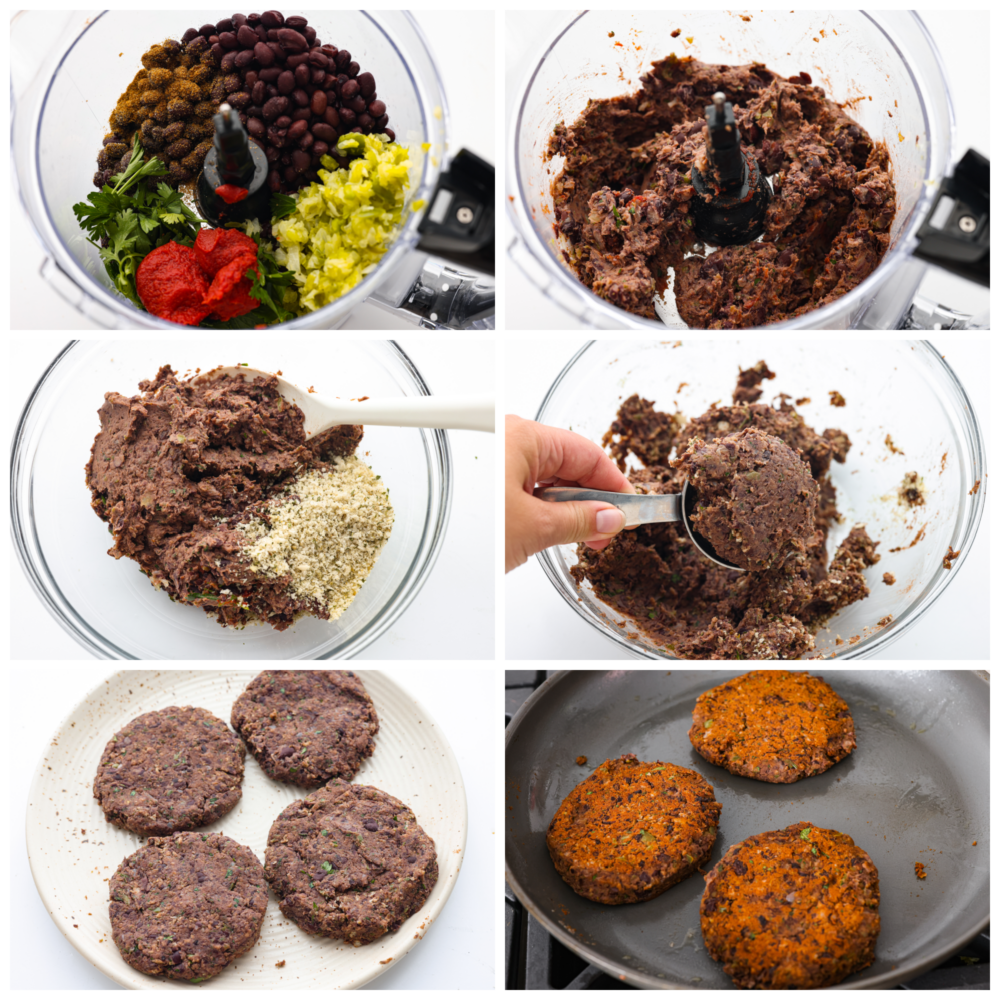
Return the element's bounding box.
[689,670,856,782]
[546,753,721,904]
[701,821,880,989]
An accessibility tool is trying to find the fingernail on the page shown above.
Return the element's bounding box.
[595,508,625,534]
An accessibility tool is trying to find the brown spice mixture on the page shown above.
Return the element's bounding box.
[572,362,881,659]
[701,822,880,988]
[548,56,895,327]
[689,670,856,782]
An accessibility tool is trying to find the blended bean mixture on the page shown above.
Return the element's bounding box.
[571,361,881,658]
[85,365,392,630]
[548,56,896,327]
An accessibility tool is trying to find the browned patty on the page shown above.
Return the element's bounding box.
[689,670,855,782]
[231,670,378,787]
[93,706,245,837]
[546,753,721,904]
[701,822,880,988]
[109,831,268,982]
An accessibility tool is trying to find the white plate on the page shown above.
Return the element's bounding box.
[25,670,468,989]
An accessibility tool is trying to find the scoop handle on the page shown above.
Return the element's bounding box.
[313,395,495,433]
[535,487,681,527]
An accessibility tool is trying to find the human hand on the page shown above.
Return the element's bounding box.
[506,415,635,573]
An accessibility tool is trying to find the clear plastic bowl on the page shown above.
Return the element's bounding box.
[12,10,447,329]
[508,10,955,329]
[11,340,451,659]
[534,340,986,659]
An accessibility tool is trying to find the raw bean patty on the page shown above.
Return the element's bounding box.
[93,706,245,836]
[701,821,880,988]
[264,779,438,945]
[689,670,856,782]
[231,670,378,787]
[546,753,721,904]
[109,831,268,982]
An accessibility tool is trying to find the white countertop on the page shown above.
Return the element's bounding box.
[504,339,990,660]
[11,10,495,331]
[10,337,496,660]
[10,666,495,989]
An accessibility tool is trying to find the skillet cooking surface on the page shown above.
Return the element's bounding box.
[505,670,989,989]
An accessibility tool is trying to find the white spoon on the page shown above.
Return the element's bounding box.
[196,365,494,433]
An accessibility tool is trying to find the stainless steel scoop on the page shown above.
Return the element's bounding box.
[535,482,743,571]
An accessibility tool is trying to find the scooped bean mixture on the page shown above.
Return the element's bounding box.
[548,56,896,327]
[85,366,393,631]
[572,361,882,659]
[75,12,421,326]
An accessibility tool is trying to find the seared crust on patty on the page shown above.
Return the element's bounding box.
[94,706,245,837]
[546,754,721,904]
[231,670,378,788]
[701,821,880,989]
[689,670,855,783]
[109,831,267,982]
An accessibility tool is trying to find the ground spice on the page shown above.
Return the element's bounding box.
[914,861,927,879]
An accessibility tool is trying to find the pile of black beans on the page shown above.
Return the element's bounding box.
[181,11,393,194]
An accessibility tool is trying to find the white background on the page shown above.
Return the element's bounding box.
[10,666,495,989]
[503,10,991,329]
[10,337,496,660]
[10,9,495,331]
[504,338,990,660]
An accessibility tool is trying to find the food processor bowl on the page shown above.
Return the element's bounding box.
[11,340,451,659]
[534,340,986,659]
[508,11,956,329]
[11,10,468,329]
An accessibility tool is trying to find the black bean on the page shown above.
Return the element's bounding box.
[298,130,313,150]
[321,44,338,56]
[209,34,220,46]
[216,17,234,34]
[309,90,327,116]
[237,24,258,48]
[268,167,282,191]
[219,31,238,50]
[247,12,262,24]
[199,23,216,37]
[335,50,351,69]
[235,49,255,70]
[368,99,386,118]
[341,79,360,100]
[292,87,309,107]
[255,24,269,43]
[182,28,199,44]
[165,138,193,159]
[221,50,238,73]
[304,26,316,45]
[275,114,292,129]
[247,117,266,140]
[265,28,280,42]
[374,113,388,129]
[265,83,279,99]
[263,95,290,120]
[357,113,373,130]
[284,165,298,182]
[323,106,340,128]
[346,95,367,115]
[348,62,359,78]
[252,81,266,105]
[384,128,395,142]
[324,73,338,89]
[259,66,281,82]
[285,15,308,30]
[277,70,294,95]
[291,107,311,121]
[233,13,248,28]
[262,10,285,29]
[310,67,325,85]
[265,144,280,163]
[308,50,329,69]
[229,91,251,111]
[253,40,274,65]
[336,72,349,85]
[325,89,338,107]
[294,63,311,87]
[357,72,376,98]
[286,51,309,69]
[287,119,308,141]
[311,122,337,143]
[187,35,209,56]
[292,149,311,173]
[280,151,291,165]
[211,43,224,62]
[267,41,287,63]
[277,28,307,52]
[312,140,329,157]
[268,125,287,147]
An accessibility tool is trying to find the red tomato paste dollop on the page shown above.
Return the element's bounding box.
[136,229,261,326]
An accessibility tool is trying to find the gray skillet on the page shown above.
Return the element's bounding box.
[505,669,989,989]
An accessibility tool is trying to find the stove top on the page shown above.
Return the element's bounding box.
[505,671,989,991]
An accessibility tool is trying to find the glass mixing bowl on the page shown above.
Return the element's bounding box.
[12,10,447,329]
[534,340,986,659]
[11,340,451,659]
[508,10,955,329]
